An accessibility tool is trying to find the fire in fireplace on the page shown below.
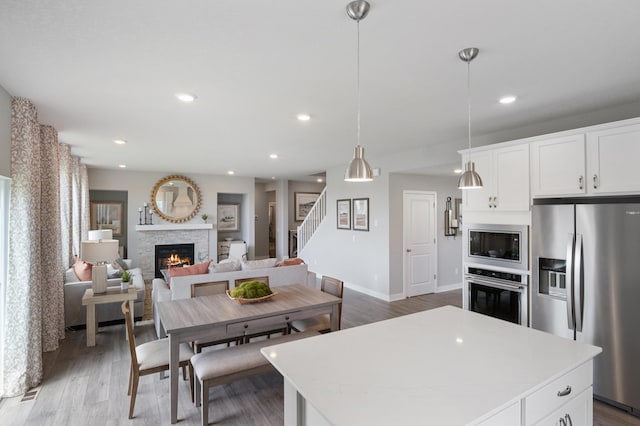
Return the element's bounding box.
[154,243,195,278]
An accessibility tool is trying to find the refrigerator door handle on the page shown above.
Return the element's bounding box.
[574,234,583,332]
[565,233,575,330]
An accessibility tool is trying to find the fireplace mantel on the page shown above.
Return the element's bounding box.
[136,224,213,231]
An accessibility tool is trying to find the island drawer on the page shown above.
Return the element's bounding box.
[524,360,592,425]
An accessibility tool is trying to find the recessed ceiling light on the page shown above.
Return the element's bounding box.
[296,114,311,121]
[119,164,127,168]
[499,95,517,104]
[454,169,463,174]
[271,176,276,180]
[176,93,197,103]
[270,154,278,159]
[113,139,127,145]
[317,178,323,183]
[227,170,235,175]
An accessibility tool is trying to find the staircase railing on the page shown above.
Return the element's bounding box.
[296,187,326,253]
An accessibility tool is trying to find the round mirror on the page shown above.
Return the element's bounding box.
[150,175,202,223]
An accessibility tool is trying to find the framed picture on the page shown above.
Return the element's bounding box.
[295,192,320,221]
[218,204,240,231]
[90,201,123,236]
[352,198,369,231]
[336,199,351,229]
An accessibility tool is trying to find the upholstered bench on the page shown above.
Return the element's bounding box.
[191,330,320,425]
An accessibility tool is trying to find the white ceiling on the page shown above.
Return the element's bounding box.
[1,0,639,180]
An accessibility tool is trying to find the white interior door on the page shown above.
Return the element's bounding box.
[403,191,437,297]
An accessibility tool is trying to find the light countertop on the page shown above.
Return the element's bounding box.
[262,305,601,425]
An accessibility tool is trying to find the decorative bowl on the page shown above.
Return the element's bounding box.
[226,290,277,304]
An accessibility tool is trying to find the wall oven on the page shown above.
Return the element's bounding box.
[464,223,529,271]
[463,266,529,326]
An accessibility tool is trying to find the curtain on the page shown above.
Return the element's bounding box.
[59,144,73,267]
[3,97,43,396]
[39,125,65,351]
[2,98,76,397]
[59,145,88,266]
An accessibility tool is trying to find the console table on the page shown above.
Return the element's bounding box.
[81,287,137,347]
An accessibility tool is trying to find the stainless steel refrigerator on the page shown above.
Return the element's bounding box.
[532,196,640,415]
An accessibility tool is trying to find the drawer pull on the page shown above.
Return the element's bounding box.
[244,324,248,329]
[285,316,290,321]
[557,385,572,397]
[565,413,573,426]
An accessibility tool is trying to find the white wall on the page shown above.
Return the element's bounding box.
[388,174,463,297]
[300,165,390,299]
[88,169,255,264]
[0,85,11,177]
[254,182,269,258]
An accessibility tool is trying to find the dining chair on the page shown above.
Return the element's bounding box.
[234,276,269,286]
[190,281,243,352]
[289,275,344,333]
[121,302,194,419]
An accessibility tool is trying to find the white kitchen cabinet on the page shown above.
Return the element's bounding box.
[530,135,586,197]
[531,122,640,197]
[534,387,593,426]
[464,144,530,212]
[587,123,640,194]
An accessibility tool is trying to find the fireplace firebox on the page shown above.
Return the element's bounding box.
[154,243,195,278]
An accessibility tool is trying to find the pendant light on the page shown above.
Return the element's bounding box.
[457,47,483,189]
[344,0,373,182]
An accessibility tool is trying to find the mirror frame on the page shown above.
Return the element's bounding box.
[150,175,202,223]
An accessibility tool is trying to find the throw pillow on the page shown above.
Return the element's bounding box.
[276,257,305,267]
[241,258,278,271]
[168,260,212,279]
[113,257,130,271]
[212,258,242,273]
[73,257,93,281]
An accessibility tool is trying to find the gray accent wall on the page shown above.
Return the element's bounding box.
[388,173,463,296]
[0,84,11,177]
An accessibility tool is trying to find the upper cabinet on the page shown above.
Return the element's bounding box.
[587,123,640,194]
[531,122,640,198]
[463,144,530,212]
[530,135,586,197]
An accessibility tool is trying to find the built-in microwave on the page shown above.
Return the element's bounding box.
[464,223,529,271]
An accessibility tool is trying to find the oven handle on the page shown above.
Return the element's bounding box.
[465,276,526,293]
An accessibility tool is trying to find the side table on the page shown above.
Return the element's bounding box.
[81,287,137,347]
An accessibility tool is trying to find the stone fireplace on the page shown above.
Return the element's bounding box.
[154,243,194,278]
[136,224,212,279]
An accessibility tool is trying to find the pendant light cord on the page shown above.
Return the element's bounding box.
[467,59,471,162]
[356,19,361,146]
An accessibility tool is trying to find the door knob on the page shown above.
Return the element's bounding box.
[406,249,412,253]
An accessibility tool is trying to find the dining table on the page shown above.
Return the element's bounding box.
[156,283,342,424]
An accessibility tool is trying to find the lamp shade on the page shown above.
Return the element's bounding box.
[457,161,484,189]
[88,229,113,240]
[81,239,119,263]
[344,145,373,182]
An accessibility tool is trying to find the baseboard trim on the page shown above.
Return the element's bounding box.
[436,283,462,293]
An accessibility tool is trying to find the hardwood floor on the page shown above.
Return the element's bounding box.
[1,288,638,425]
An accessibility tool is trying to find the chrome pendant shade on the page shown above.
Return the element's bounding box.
[457,47,483,190]
[344,0,373,182]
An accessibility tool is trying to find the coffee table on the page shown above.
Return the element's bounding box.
[81,287,137,347]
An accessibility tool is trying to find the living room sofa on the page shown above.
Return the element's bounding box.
[152,260,315,338]
[64,261,146,328]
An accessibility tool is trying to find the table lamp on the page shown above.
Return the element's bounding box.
[81,234,119,294]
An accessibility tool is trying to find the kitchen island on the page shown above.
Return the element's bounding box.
[262,305,601,425]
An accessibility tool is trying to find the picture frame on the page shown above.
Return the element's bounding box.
[294,192,320,221]
[336,199,351,229]
[217,204,240,231]
[352,198,369,231]
[90,201,123,236]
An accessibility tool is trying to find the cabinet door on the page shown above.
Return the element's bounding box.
[531,135,586,197]
[493,144,530,211]
[534,387,592,426]
[587,123,640,194]
[463,150,493,212]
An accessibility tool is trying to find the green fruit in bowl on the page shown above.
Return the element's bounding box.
[230,281,272,299]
